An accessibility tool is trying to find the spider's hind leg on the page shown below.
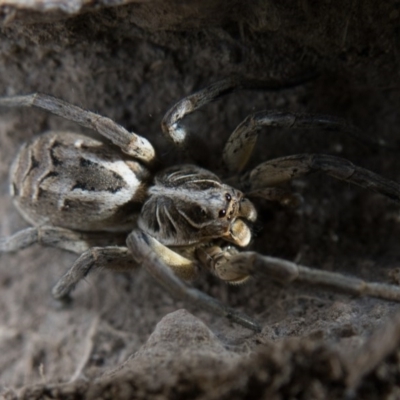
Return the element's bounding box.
[0,93,155,163]
[0,226,136,302]
[52,246,137,302]
[0,226,113,254]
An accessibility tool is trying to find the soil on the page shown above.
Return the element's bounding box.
[1,1,400,399]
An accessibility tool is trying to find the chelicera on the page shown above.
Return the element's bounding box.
[1,77,400,332]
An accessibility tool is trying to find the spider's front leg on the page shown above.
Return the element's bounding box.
[161,75,318,147]
[126,230,262,332]
[243,153,400,203]
[222,111,372,173]
[198,246,400,302]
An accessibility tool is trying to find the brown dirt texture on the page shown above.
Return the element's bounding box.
[1,1,400,399]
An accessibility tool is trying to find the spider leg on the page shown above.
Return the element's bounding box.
[126,229,262,332]
[240,153,400,203]
[52,246,136,301]
[0,94,155,163]
[198,247,400,302]
[0,226,118,254]
[222,111,385,173]
[161,74,317,147]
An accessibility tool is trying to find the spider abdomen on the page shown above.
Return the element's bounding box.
[10,131,151,232]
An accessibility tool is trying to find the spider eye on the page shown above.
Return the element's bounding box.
[218,209,226,218]
[225,193,231,201]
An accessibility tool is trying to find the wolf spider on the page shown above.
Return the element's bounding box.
[1,77,400,332]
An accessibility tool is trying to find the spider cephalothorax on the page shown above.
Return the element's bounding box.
[139,165,257,247]
[2,77,400,332]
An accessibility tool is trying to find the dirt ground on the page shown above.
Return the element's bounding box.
[1,1,400,399]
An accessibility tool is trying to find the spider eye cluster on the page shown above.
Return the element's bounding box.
[218,192,232,218]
